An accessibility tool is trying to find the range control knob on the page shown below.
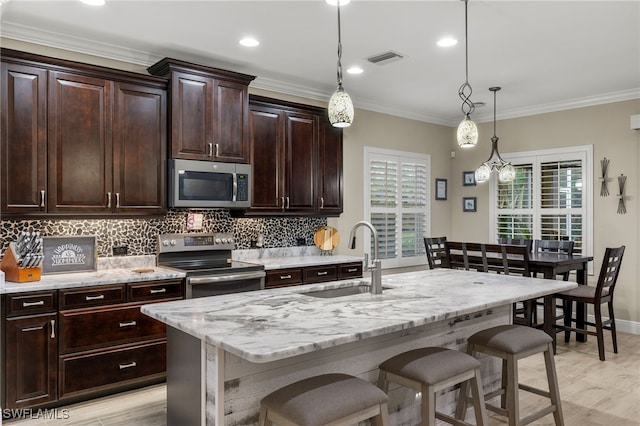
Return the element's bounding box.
[162,240,169,246]
[221,238,228,244]
[170,239,176,246]
[215,238,222,244]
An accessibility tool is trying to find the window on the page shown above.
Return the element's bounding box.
[365,147,430,268]
[490,145,593,270]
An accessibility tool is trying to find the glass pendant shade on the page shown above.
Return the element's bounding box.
[498,163,516,183]
[328,87,354,128]
[457,116,478,148]
[475,163,491,183]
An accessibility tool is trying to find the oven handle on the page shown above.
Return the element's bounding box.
[187,270,266,285]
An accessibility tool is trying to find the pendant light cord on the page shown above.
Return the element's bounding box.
[336,3,344,89]
[458,0,475,117]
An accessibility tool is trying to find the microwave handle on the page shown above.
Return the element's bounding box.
[232,173,238,202]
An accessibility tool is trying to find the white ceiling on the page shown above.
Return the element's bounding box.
[1,0,639,126]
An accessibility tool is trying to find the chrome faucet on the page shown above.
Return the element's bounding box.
[348,220,383,294]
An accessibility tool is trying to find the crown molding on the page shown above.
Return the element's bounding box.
[3,22,638,128]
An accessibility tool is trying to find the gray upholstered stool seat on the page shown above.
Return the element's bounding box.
[258,373,389,426]
[457,324,564,426]
[378,347,488,426]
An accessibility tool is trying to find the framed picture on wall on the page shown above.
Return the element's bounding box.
[463,197,477,212]
[463,171,476,186]
[435,178,447,200]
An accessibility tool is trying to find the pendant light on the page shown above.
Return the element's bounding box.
[475,87,515,183]
[456,0,478,148]
[327,0,354,128]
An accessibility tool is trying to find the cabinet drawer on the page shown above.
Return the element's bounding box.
[59,305,166,354]
[5,291,57,317]
[59,284,126,310]
[59,340,166,398]
[265,268,303,288]
[303,265,338,283]
[127,279,184,302]
[338,262,363,279]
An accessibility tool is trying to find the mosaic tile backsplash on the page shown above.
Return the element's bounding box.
[0,210,327,258]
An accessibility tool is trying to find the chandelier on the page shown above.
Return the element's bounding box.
[475,87,515,183]
[327,0,354,128]
[456,0,477,148]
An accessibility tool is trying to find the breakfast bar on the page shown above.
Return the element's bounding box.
[142,269,577,425]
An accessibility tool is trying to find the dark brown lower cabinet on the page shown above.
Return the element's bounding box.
[2,279,183,411]
[265,262,363,289]
[4,313,58,409]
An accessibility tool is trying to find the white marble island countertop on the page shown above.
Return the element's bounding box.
[142,269,577,363]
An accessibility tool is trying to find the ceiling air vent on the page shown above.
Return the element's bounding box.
[366,51,404,65]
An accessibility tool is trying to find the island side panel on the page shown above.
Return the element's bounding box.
[210,306,509,425]
[166,327,205,426]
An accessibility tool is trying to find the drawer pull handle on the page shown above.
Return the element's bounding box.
[50,319,55,339]
[119,321,137,328]
[22,326,43,332]
[280,274,292,280]
[119,362,137,370]
[85,294,105,301]
[347,268,358,272]
[149,288,167,294]
[22,300,45,307]
[317,271,328,276]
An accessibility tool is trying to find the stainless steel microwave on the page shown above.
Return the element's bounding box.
[168,159,251,209]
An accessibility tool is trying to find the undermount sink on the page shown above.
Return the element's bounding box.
[301,284,391,298]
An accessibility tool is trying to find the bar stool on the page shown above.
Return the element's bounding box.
[258,373,389,426]
[377,347,488,426]
[457,324,564,426]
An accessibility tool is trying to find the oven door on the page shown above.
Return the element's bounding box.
[185,270,265,298]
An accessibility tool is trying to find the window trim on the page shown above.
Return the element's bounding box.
[363,147,431,269]
[488,144,594,273]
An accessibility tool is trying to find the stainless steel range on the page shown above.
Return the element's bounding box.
[157,233,265,298]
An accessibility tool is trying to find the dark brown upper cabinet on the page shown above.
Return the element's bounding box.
[1,49,167,217]
[147,58,255,163]
[246,95,343,216]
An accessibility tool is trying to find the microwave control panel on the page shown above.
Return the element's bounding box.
[237,174,249,201]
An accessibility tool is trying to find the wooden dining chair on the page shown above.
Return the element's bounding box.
[554,246,625,361]
[423,237,450,269]
[534,239,575,280]
[492,244,536,326]
[445,241,488,272]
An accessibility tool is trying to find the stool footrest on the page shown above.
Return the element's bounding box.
[519,383,550,398]
[435,412,477,426]
[520,405,557,426]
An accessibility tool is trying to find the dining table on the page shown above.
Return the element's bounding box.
[528,252,594,342]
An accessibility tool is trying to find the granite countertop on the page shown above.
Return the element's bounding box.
[0,255,185,294]
[141,268,577,364]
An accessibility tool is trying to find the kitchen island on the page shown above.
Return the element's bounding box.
[141,269,577,425]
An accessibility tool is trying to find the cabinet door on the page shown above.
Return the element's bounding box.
[4,313,57,409]
[285,111,317,212]
[170,71,214,160]
[1,62,47,214]
[213,79,249,163]
[48,71,112,213]
[112,82,167,214]
[317,121,343,215]
[249,105,285,211]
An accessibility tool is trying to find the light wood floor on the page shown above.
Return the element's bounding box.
[6,332,640,425]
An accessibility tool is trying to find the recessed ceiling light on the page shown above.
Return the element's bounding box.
[80,0,105,6]
[437,37,458,48]
[346,66,363,75]
[325,0,351,5]
[239,37,260,47]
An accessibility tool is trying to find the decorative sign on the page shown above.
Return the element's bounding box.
[42,236,97,274]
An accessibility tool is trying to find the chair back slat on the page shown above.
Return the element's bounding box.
[445,241,530,276]
[423,237,450,269]
[534,239,574,255]
[596,246,625,299]
[498,238,533,253]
